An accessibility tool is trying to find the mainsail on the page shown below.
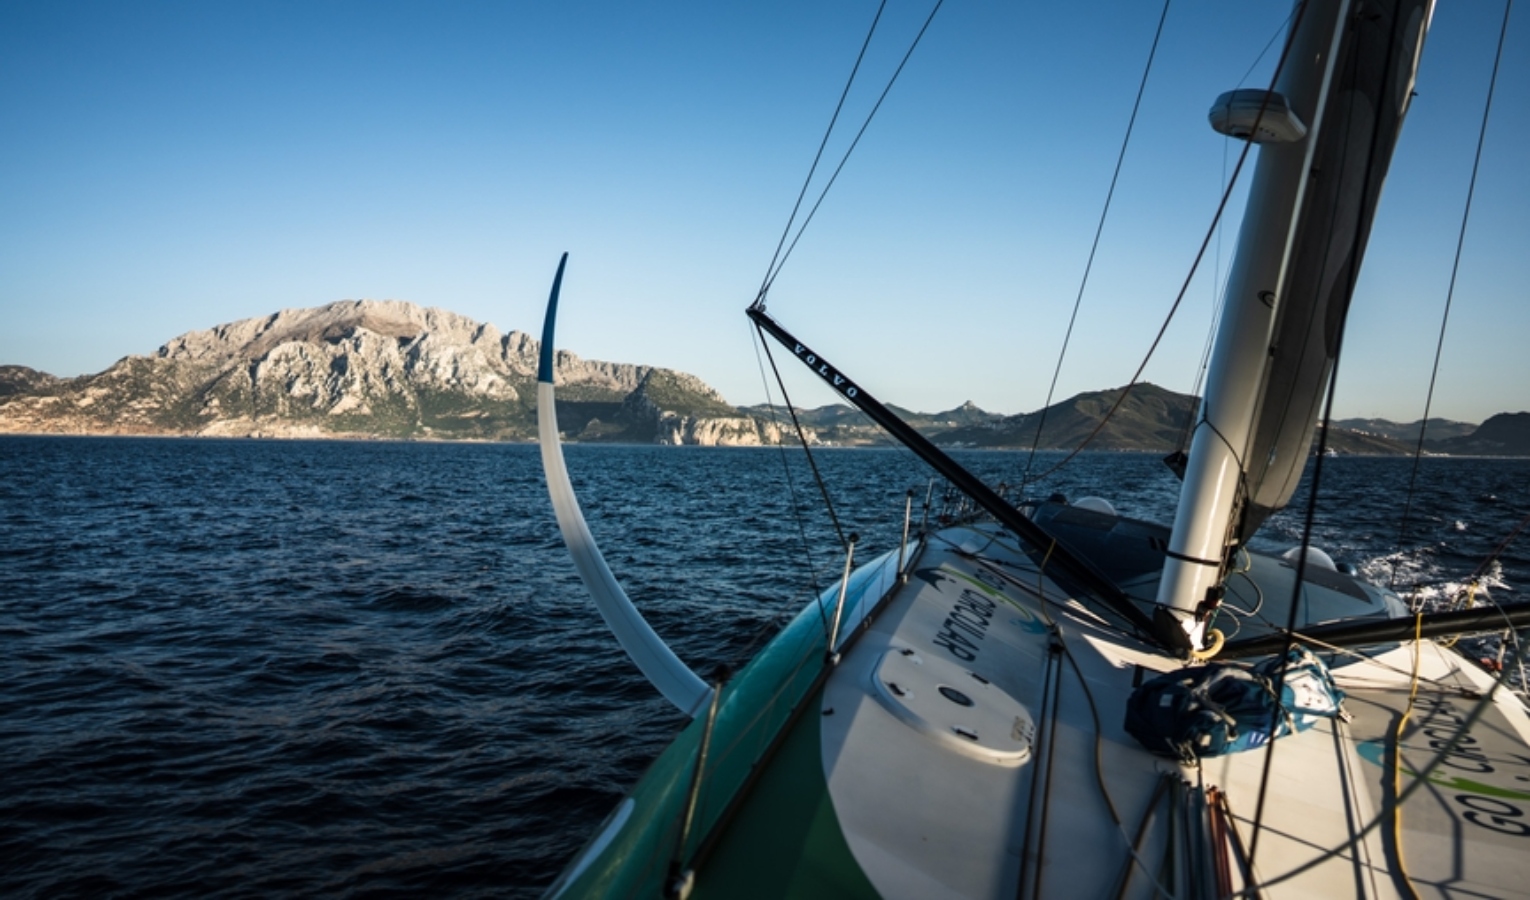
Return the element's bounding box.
[1237,0,1432,542]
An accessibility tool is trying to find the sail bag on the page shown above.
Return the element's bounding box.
[1124,645,1346,761]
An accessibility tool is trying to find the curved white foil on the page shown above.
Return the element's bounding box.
[534,256,711,716]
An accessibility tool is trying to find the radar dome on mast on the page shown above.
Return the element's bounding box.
[1209,88,1308,143]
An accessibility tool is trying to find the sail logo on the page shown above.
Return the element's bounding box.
[791,344,859,399]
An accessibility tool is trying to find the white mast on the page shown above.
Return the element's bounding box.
[1156,1,1352,651]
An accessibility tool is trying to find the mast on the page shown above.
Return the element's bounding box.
[1156,1,1353,649]
[1158,0,1433,652]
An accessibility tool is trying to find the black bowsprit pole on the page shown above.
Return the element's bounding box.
[1219,602,1530,659]
[747,305,1169,647]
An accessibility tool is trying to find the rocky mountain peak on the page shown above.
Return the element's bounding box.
[156,300,499,364]
[0,365,61,399]
[1,300,785,445]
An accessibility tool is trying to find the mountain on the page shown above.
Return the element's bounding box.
[0,300,785,446]
[0,365,62,399]
[928,383,1198,450]
[1332,416,1476,443]
[1426,412,1530,457]
[4,305,1518,454]
[1324,415,1530,456]
[737,399,1004,446]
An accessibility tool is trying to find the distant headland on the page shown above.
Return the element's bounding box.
[2,300,1526,455]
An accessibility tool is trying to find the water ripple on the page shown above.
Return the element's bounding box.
[0,437,1524,897]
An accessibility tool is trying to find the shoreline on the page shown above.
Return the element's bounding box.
[3,430,1523,458]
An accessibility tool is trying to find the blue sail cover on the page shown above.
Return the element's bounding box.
[1125,645,1346,760]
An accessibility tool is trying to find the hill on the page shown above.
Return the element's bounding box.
[738,399,1004,446]
[929,383,1198,451]
[1332,416,1476,443]
[1427,412,1530,457]
[0,301,784,446]
[5,305,1518,455]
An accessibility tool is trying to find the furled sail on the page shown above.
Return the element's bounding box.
[1236,0,1431,542]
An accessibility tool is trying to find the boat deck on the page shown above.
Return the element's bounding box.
[549,516,1530,899]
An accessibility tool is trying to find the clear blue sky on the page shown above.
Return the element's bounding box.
[2,1,1524,423]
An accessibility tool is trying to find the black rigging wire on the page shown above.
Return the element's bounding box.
[1176,138,1238,457]
[1016,3,1309,489]
[752,0,946,308]
[1391,0,1513,595]
[1020,0,1172,487]
[744,1,949,643]
[753,0,888,309]
[1176,7,1297,459]
[1246,0,1410,866]
[748,324,832,642]
[756,326,850,552]
[1247,353,1346,870]
[1236,8,1299,91]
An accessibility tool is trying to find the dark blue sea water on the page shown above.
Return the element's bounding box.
[2,437,1526,898]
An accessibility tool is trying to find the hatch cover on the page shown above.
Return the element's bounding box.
[872,647,1035,766]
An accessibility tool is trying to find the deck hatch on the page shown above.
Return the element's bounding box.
[871,646,1035,766]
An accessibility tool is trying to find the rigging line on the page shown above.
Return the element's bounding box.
[1028,634,1065,900]
[1020,0,1173,487]
[957,547,1130,635]
[1114,775,1174,900]
[1018,0,1310,488]
[1018,540,1061,900]
[1390,0,1514,593]
[1236,6,1301,91]
[1249,2,1403,864]
[1233,631,1530,897]
[929,523,1142,634]
[753,0,888,309]
[1320,636,1470,684]
[754,323,850,551]
[1177,138,1236,456]
[1022,547,1168,899]
[758,0,946,300]
[1175,0,1297,465]
[1053,630,1177,900]
[1387,612,1425,900]
[749,324,832,638]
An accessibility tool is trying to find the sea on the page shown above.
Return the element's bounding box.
[2,436,1526,898]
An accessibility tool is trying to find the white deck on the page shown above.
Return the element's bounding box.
[816,523,1530,899]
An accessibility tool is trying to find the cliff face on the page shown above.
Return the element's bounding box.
[5,305,1512,453]
[0,300,780,445]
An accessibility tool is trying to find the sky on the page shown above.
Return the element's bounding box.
[1,1,1525,423]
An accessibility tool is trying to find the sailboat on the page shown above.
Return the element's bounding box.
[537,1,1530,897]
